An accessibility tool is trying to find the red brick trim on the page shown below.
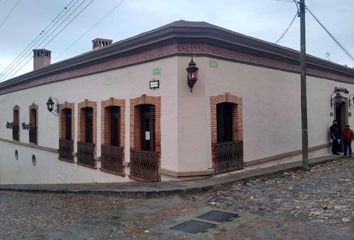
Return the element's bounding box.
[210,93,243,163]
[78,99,97,153]
[130,95,161,154]
[2,43,354,96]
[58,102,75,141]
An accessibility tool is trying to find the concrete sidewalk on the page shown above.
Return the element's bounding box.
[0,155,340,197]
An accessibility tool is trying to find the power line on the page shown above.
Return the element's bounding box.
[56,0,125,60]
[7,0,96,80]
[275,12,297,44]
[0,0,22,30]
[0,0,79,81]
[306,6,354,62]
[1,0,84,80]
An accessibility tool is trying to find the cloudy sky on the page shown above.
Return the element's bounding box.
[0,0,353,81]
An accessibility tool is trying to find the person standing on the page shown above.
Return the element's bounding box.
[330,120,341,155]
[342,124,354,157]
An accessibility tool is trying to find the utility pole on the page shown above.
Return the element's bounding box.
[299,0,310,171]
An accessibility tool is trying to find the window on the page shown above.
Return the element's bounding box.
[100,98,125,175]
[217,103,234,143]
[13,106,19,141]
[77,100,97,168]
[84,107,93,143]
[29,104,38,144]
[107,106,120,146]
[58,103,74,162]
[64,109,72,141]
[210,94,244,173]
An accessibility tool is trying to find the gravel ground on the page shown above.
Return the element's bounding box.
[0,158,353,240]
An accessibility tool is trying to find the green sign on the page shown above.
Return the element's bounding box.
[209,60,218,68]
[152,68,161,76]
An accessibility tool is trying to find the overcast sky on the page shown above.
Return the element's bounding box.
[0,0,353,81]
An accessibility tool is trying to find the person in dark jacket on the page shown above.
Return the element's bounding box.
[342,124,354,157]
[330,120,341,155]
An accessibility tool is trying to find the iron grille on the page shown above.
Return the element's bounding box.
[29,126,37,144]
[59,139,74,161]
[130,149,160,182]
[101,144,124,176]
[215,140,244,174]
[12,125,19,141]
[77,141,95,167]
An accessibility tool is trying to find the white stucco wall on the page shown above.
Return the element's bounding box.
[0,57,179,184]
[177,56,354,172]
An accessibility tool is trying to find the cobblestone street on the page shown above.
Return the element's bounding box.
[0,158,353,240]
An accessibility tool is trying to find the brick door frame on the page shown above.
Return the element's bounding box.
[210,93,243,163]
[130,95,161,155]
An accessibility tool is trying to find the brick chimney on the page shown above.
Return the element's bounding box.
[92,38,112,50]
[33,49,51,70]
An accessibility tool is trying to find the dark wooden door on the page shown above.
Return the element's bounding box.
[140,105,155,151]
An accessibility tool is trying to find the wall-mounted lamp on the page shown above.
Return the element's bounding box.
[22,122,31,130]
[186,58,199,92]
[46,96,59,115]
[6,121,15,129]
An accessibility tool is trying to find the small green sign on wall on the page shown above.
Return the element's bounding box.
[209,59,218,68]
[152,68,161,76]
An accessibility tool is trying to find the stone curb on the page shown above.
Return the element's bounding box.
[0,155,341,198]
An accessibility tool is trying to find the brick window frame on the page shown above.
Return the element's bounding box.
[78,99,97,152]
[130,95,161,154]
[58,102,75,141]
[101,97,125,147]
[13,105,20,141]
[210,93,243,162]
[29,103,38,144]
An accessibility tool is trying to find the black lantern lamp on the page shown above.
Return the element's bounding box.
[186,58,199,92]
[46,96,59,115]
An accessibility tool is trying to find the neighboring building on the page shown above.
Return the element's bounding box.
[0,21,353,184]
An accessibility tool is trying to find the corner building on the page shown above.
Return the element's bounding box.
[0,21,353,184]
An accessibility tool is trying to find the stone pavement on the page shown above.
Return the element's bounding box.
[0,155,340,196]
[0,157,353,240]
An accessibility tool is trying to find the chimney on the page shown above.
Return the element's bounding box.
[33,49,51,70]
[92,38,112,50]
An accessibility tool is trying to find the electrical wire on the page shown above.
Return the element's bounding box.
[1,0,85,80]
[275,12,297,44]
[7,0,95,80]
[56,0,125,60]
[0,0,79,81]
[306,6,354,62]
[0,0,22,30]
